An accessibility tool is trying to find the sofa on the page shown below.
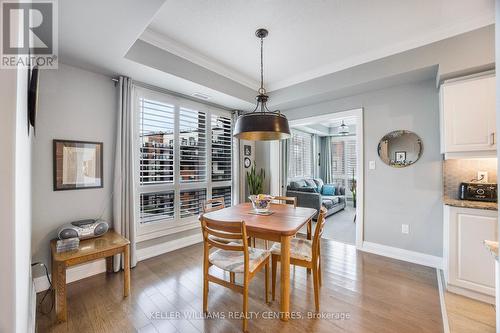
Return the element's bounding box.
[286,178,346,218]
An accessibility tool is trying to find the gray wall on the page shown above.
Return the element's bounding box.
[284,79,443,257]
[0,67,17,333]
[32,64,117,277]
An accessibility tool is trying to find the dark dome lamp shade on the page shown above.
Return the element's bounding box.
[234,111,291,141]
[233,28,291,141]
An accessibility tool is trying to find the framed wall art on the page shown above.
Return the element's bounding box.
[53,140,103,191]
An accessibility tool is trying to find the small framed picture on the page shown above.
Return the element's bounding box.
[395,151,406,163]
[244,145,252,156]
[53,140,103,191]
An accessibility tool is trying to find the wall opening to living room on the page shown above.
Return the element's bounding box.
[270,108,364,248]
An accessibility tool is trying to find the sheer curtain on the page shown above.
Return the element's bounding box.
[113,76,137,271]
[281,138,290,195]
[320,136,332,184]
[231,111,241,204]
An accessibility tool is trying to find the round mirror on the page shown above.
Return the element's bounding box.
[377,130,423,168]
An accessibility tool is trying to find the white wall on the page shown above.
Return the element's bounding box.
[0,11,34,328]
[495,0,500,330]
[284,79,443,257]
[0,61,33,333]
[32,64,117,277]
[15,65,32,333]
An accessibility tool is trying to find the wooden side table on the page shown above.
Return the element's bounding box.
[50,231,130,322]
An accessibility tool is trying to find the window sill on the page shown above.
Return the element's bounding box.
[136,217,200,242]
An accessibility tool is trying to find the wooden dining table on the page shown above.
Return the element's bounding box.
[202,202,317,321]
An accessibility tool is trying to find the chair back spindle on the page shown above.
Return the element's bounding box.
[201,216,249,255]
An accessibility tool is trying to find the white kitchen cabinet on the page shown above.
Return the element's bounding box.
[440,73,496,158]
[443,205,497,303]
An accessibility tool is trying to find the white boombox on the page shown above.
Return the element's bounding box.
[57,219,109,240]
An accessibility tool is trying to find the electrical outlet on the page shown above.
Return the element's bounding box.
[478,171,488,183]
[401,224,409,234]
[369,161,376,170]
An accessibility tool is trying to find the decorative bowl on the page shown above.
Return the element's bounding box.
[249,194,274,213]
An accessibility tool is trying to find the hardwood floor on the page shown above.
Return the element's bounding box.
[37,239,443,333]
[445,291,496,333]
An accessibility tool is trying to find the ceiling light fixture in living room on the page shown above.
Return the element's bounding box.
[338,120,349,135]
[233,29,291,141]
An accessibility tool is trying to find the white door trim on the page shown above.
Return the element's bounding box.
[286,108,364,249]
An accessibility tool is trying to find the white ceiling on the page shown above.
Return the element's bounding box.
[57,1,494,110]
[57,0,255,110]
[146,0,494,92]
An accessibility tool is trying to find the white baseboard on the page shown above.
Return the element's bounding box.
[34,233,204,293]
[34,259,106,293]
[361,241,443,269]
[136,233,203,261]
[29,274,37,333]
[446,284,495,304]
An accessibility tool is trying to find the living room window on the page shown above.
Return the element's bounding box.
[330,137,356,196]
[289,129,313,179]
[135,88,233,239]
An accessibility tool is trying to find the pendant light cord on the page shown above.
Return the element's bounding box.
[260,37,264,93]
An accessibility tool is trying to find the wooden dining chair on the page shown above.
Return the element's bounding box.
[253,196,298,249]
[201,216,270,332]
[201,198,241,283]
[271,196,297,207]
[202,197,225,213]
[270,207,327,312]
[250,195,297,248]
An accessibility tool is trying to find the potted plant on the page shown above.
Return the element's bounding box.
[246,163,265,196]
[350,169,357,208]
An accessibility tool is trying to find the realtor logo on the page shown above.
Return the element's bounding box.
[1,0,58,68]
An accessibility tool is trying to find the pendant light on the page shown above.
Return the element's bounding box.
[338,120,349,135]
[233,29,291,141]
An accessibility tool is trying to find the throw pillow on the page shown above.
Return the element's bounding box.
[290,180,307,189]
[322,184,336,196]
[304,179,318,192]
[313,178,324,193]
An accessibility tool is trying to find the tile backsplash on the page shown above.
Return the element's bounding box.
[443,158,498,199]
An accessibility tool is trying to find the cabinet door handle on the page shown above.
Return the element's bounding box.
[491,132,495,145]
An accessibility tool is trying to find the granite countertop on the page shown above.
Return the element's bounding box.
[484,240,499,261]
[443,197,498,211]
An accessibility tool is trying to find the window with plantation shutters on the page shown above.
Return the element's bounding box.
[139,98,175,185]
[211,115,232,182]
[179,107,207,183]
[212,186,232,207]
[180,189,206,218]
[135,88,234,239]
[140,191,175,224]
[288,129,313,179]
[330,141,345,187]
[330,138,357,195]
[345,139,356,191]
